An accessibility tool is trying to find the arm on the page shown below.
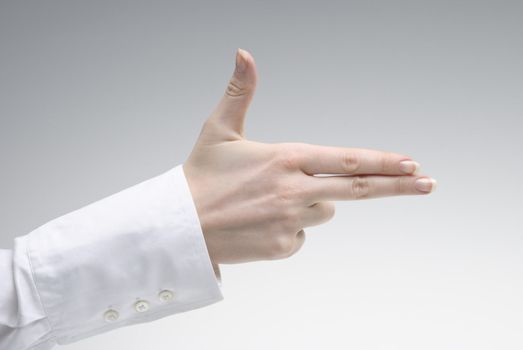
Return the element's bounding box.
[0,48,436,350]
[0,165,222,350]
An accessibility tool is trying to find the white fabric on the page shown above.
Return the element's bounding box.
[0,164,223,350]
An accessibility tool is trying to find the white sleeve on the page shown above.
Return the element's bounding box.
[0,164,223,350]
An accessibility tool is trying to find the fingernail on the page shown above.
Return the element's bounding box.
[235,48,247,73]
[415,177,437,193]
[399,160,420,174]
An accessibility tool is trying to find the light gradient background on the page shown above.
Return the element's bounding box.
[1,1,522,349]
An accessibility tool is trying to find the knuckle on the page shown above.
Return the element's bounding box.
[351,176,370,199]
[341,152,360,173]
[380,152,394,173]
[279,207,301,231]
[275,147,302,171]
[270,235,296,259]
[275,182,302,203]
[322,202,336,221]
[282,155,300,171]
[273,142,308,171]
[396,176,409,194]
[310,202,336,224]
[296,229,306,244]
[225,78,248,97]
[294,230,306,252]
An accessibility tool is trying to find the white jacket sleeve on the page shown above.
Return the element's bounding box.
[0,164,223,350]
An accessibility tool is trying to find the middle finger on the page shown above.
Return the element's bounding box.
[302,174,437,204]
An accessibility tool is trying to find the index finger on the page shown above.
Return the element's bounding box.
[295,143,420,176]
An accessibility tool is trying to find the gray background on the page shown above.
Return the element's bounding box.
[1,1,522,349]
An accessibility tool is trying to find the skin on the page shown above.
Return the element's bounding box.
[183,48,437,265]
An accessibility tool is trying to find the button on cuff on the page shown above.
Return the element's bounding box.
[103,309,119,323]
[158,290,174,302]
[134,300,150,313]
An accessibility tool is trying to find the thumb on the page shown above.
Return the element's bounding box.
[206,48,258,141]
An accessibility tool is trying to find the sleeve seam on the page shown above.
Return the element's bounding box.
[24,244,56,341]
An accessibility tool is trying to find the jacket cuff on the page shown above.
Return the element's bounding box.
[22,164,223,345]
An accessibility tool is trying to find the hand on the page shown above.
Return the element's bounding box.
[183,48,437,265]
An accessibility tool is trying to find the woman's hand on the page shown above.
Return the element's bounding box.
[183,48,437,265]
